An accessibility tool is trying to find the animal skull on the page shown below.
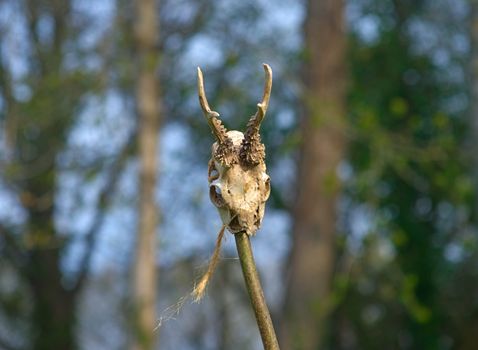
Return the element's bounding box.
[198,64,272,235]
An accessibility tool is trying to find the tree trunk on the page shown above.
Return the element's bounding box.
[471,0,478,214]
[18,0,80,345]
[467,5,478,348]
[29,250,76,350]
[132,0,161,349]
[24,185,77,350]
[281,0,347,349]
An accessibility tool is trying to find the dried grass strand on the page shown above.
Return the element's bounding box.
[191,224,226,302]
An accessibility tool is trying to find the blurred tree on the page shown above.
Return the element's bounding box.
[0,1,131,348]
[1,2,88,350]
[132,0,161,349]
[471,0,478,215]
[281,0,347,349]
[329,0,476,348]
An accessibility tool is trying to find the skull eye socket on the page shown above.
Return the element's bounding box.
[264,176,271,199]
[209,185,225,207]
[209,168,219,181]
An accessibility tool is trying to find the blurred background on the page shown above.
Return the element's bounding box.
[1,0,477,349]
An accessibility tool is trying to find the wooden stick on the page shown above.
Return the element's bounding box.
[235,232,280,350]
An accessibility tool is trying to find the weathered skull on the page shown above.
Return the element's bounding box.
[198,64,272,235]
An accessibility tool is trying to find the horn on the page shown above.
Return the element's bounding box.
[240,64,272,166]
[197,67,229,143]
[245,63,272,133]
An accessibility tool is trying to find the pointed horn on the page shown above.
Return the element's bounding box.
[197,67,229,143]
[239,64,272,166]
[246,63,273,132]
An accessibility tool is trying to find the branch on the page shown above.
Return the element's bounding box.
[51,1,71,58]
[73,131,135,291]
[0,32,18,151]
[0,36,14,109]
[23,0,45,73]
[234,232,280,350]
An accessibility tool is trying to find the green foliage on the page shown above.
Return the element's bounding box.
[330,0,478,348]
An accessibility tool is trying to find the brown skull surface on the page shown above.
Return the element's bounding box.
[198,64,272,235]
